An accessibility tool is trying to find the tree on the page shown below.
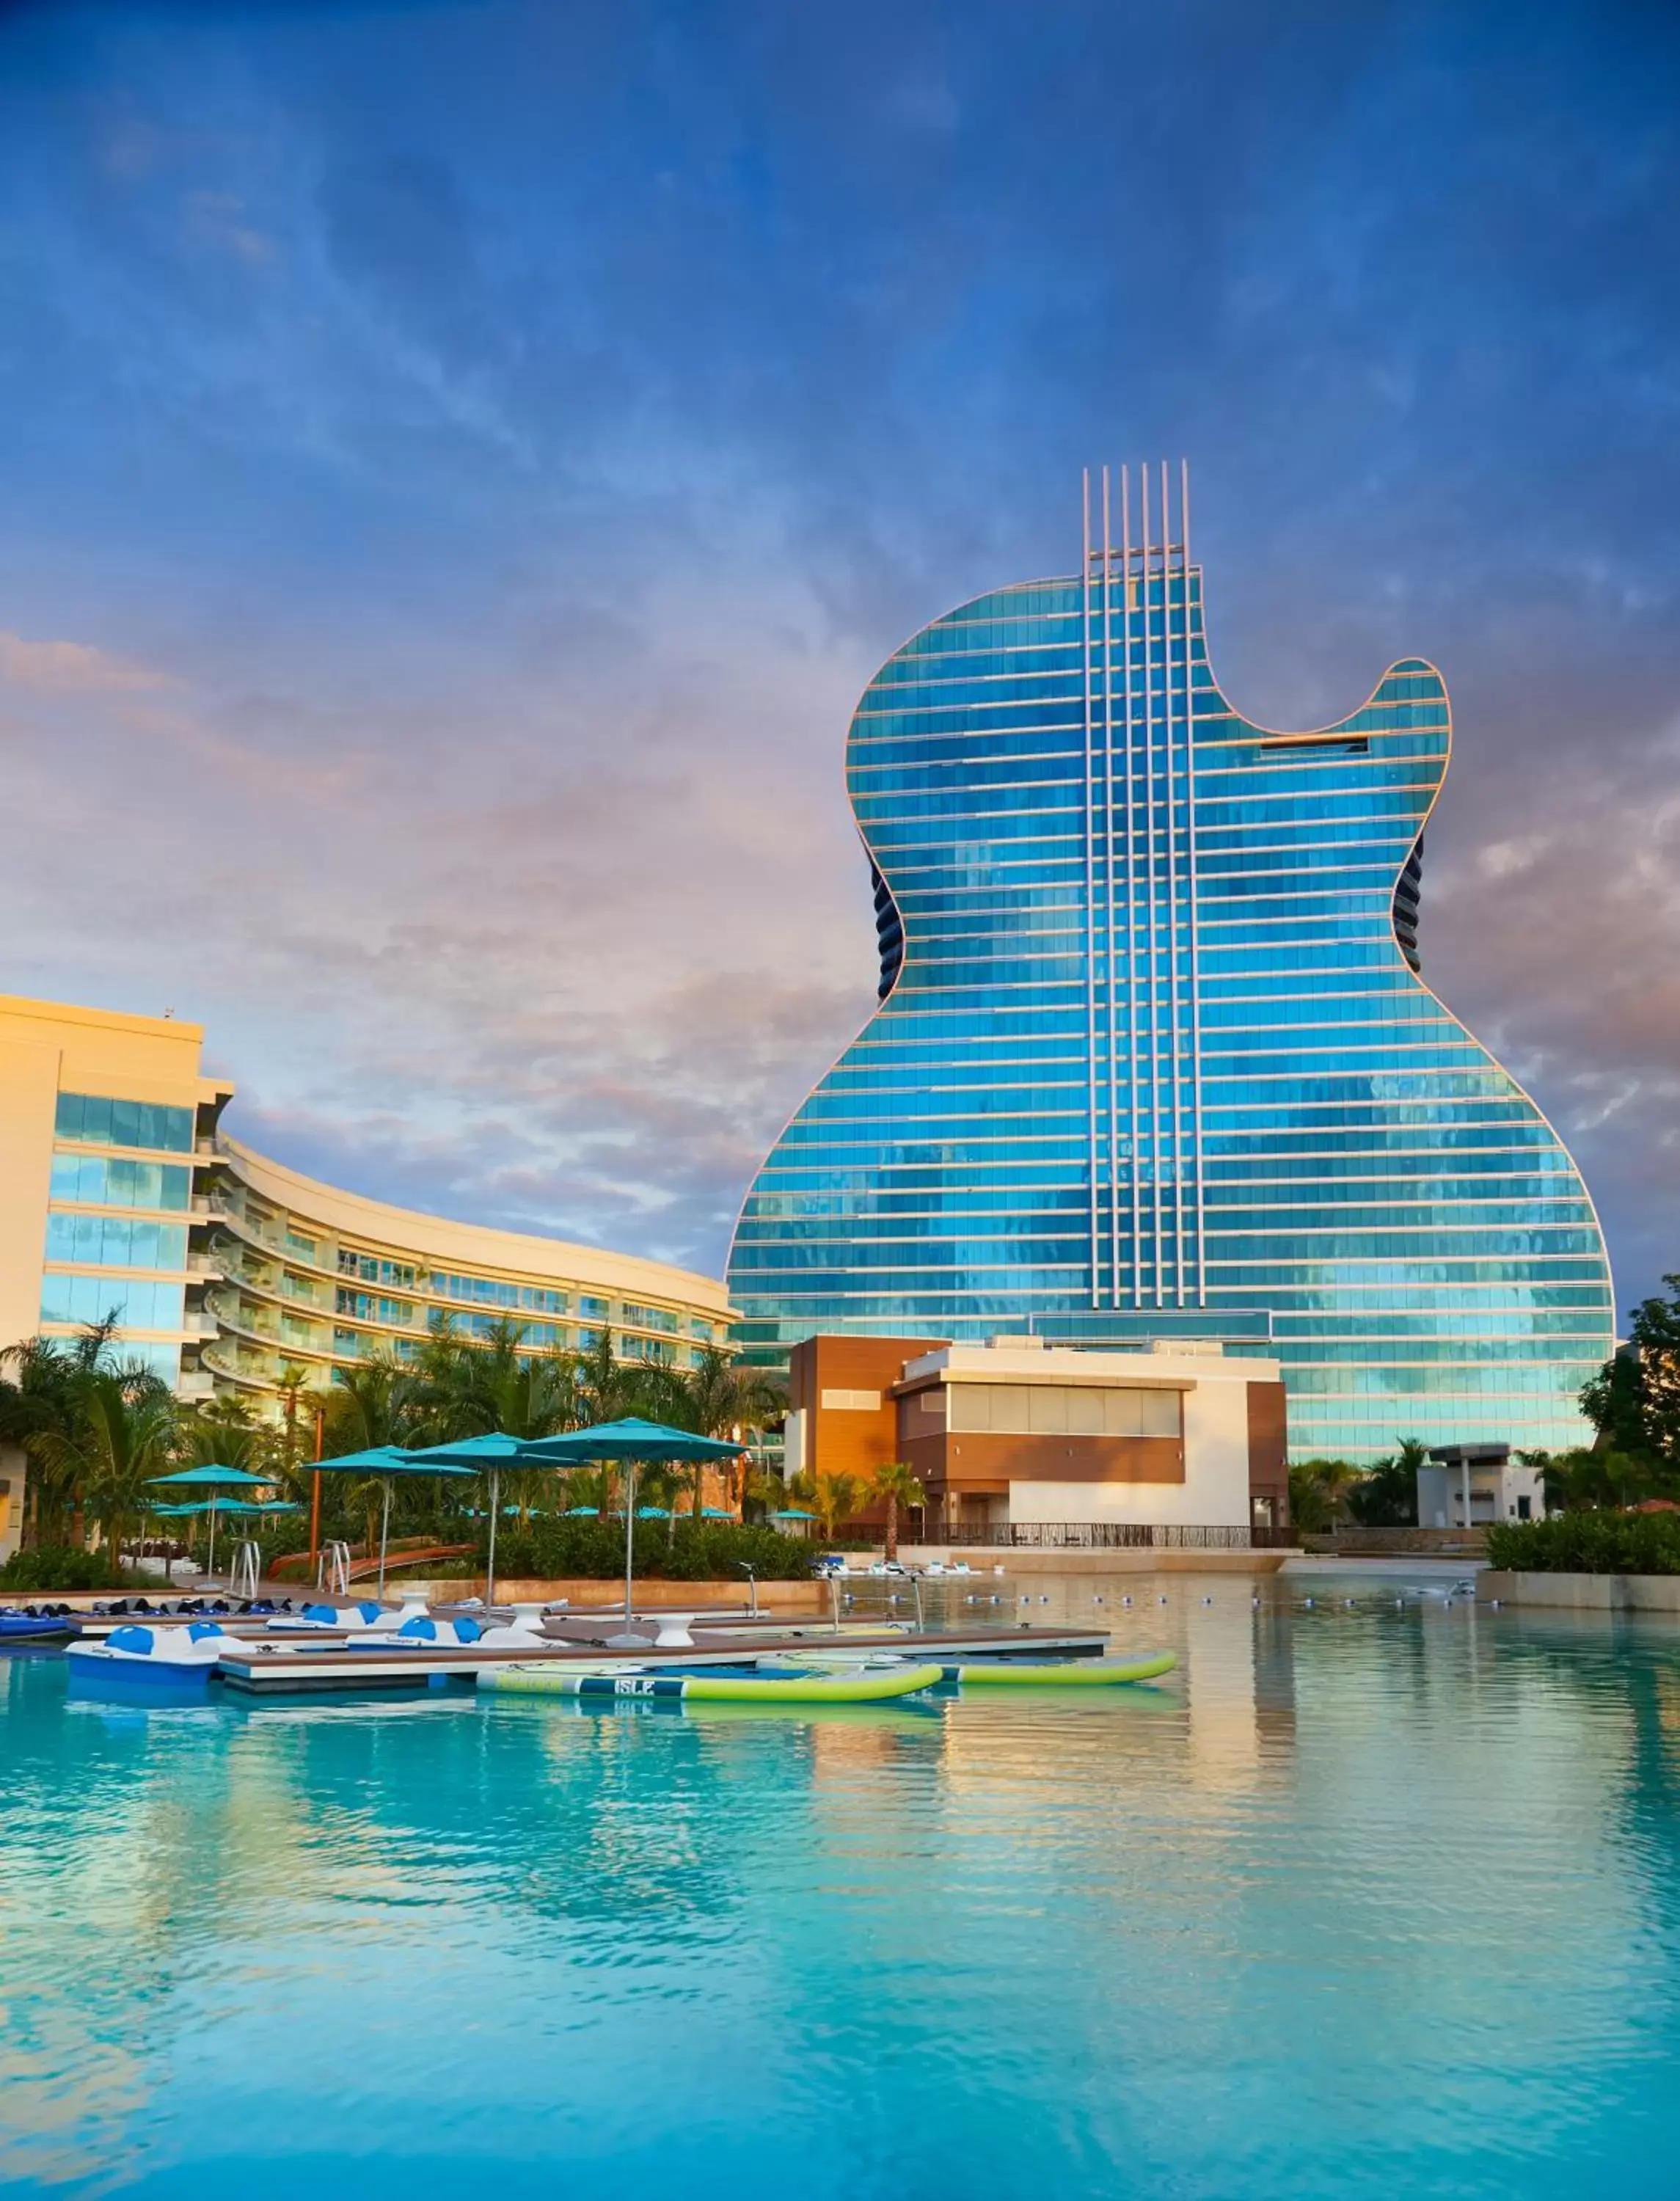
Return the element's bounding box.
[29,1369,179,1567]
[0,1318,125,1547]
[814,1471,861,1538]
[869,1461,926,1561]
[1540,1445,1652,1513]
[671,1346,785,1517]
[1582,1281,1680,1472]
[1347,1437,1428,1527]
[1288,1458,1363,1533]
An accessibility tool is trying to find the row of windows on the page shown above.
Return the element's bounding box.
[49,1153,191,1212]
[335,1289,415,1325]
[621,1302,680,1334]
[54,1091,195,1155]
[340,1249,418,1288]
[938,1382,1180,1438]
[236,1222,698,1334]
[44,1211,189,1271]
[40,1274,185,1330]
[434,1270,570,1315]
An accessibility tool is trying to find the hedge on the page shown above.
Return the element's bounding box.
[0,1545,128,1593]
[1486,1514,1680,1576]
[480,1518,817,1583]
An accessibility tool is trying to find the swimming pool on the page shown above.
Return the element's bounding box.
[4,1573,1679,2198]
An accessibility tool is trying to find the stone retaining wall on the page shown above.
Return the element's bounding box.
[1478,1569,1680,1613]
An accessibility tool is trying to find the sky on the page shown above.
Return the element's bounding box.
[0,0,1676,1320]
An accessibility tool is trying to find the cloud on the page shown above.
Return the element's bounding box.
[0,0,1676,1319]
[0,633,176,696]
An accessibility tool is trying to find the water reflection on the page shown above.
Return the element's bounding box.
[6,1575,1680,2197]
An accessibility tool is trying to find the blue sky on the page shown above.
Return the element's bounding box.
[0,0,1676,1317]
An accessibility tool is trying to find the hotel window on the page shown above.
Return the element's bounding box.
[337,1251,417,1289]
[434,1272,569,1315]
[285,1230,320,1262]
[335,1289,414,1325]
[48,1154,191,1211]
[40,1274,185,1329]
[54,1092,193,1153]
[579,1296,610,1321]
[332,1327,362,1356]
[44,1213,189,1270]
[946,1384,1180,1437]
[623,1303,680,1334]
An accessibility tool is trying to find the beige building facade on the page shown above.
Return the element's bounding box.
[0,993,736,1553]
[784,1332,1289,1541]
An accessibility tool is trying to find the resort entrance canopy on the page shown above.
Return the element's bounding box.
[314,1445,475,1595]
[520,1418,744,1625]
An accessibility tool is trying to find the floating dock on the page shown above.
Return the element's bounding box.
[215,1621,1110,1695]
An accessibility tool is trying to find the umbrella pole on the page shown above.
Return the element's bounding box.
[486,1467,500,1611]
[378,1481,391,1596]
[624,1461,637,1626]
[208,1500,218,1581]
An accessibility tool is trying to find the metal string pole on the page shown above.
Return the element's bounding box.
[1121,464,1139,1307]
[1182,458,1206,1303]
[1164,459,1185,1308]
[1103,466,1121,1310]
[1081,467,1100,1309]
[624,1461,638,1625]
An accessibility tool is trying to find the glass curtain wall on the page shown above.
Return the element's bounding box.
[728,466,1615,1461]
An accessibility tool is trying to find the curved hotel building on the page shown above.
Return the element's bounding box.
[728,467,1615,1462]
[0,993,735,1420]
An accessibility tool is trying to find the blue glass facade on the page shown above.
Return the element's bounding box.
[728,466,1615,1461]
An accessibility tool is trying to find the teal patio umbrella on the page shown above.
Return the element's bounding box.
[635,1505,672,1519]
[147,1463,271,1577]
[698,1506,734,1519]
[522,1418,745,1624]
[313,1445,475,1595]
[563,1505,599,1518]
[400,1432,544,1608]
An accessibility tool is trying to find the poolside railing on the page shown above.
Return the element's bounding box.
[884,1521,1279,1552]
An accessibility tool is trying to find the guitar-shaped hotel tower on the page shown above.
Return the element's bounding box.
[728,468,1613,1461]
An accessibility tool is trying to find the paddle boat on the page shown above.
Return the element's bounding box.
[937,1651,1177,1687]
[266,1599,405,1634]
[479,1657,944,1706]
[0,1606,83,1643]
[363,1613,486,1646]
[65,1619,233,1678]
[794,1648,1177,1689]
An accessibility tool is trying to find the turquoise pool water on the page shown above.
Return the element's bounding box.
[4,1575,1680,2197]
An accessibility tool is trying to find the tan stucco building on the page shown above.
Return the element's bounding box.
[0,993,736,1557]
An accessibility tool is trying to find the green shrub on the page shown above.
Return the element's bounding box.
[1486,1513,1680,1575]
[483,1518,816,1582]
[0,1545,127,1593]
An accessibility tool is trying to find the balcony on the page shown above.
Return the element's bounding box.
[201,1342,270,1387]
[205,1287,280,1346]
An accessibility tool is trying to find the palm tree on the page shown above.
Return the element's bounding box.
[1288,1458,1364,1533]
[322,1348,419,1457]
[30,1370,179,1570]
[676,1346,786,1516]
[0,1317,125,1548]
[869,1461,926,1562]
[814,1470,861,1539]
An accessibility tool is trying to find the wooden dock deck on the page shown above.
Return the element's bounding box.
[215,1620,1111,1695]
